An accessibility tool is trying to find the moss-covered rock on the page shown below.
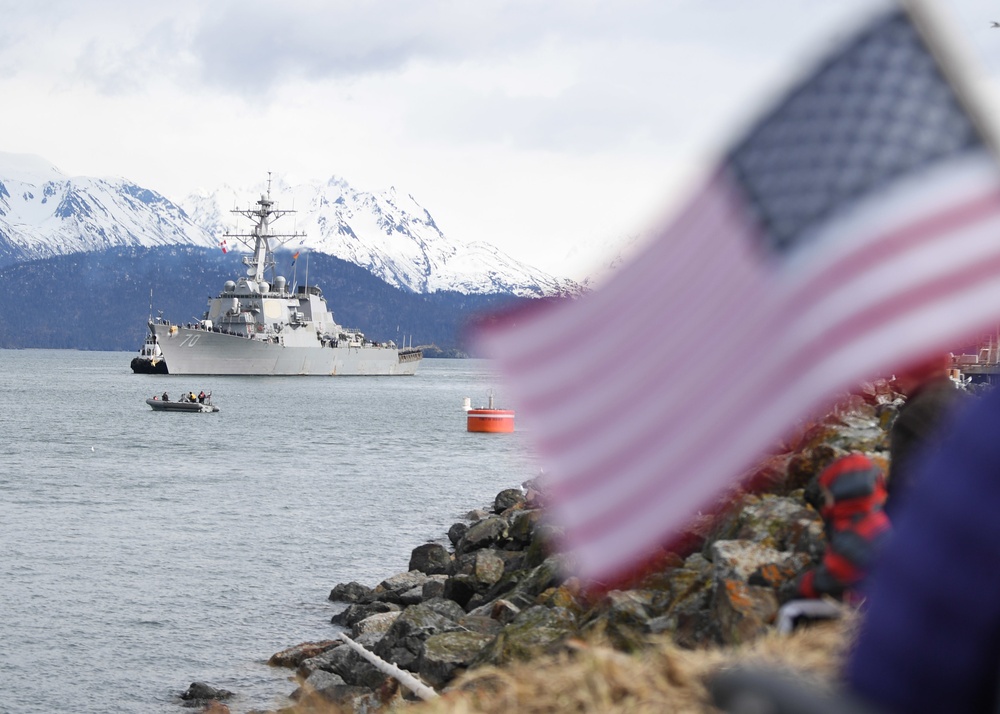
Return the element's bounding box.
[458,516,509,554]
[419,630,497,688]
[352,611,401,638]
[373,601,462,671]
[713,578,779,645]
[710,539,803,583]
[508,509,542,547]
[409,543,452,575]
[473,605,577,667]
[473,549,506,588]
[494,488,526,514]
[268,640,339,668]
[583,590,655,652]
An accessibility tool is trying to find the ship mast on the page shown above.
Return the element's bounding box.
[225,173,305,285]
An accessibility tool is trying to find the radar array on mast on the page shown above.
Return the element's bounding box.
[224,172,305,283]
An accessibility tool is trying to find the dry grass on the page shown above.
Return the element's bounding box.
[427,618,853,714]
[287,613,855,714]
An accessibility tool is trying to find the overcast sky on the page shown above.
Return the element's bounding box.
[2,0,999,278]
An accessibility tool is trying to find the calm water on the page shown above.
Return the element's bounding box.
[0,351,537,713]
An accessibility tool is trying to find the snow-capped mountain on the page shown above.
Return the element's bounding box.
[576,231,647,290]
[0,152,577,297]
[0,153,217,264]
[182,175,579,297]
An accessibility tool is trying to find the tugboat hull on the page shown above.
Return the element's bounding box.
[130,356,169,374]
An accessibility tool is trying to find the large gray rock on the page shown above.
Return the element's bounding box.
[451,550,508,608]
[331,601,400,628]
[352,611,401,638]
[293,672,372,709]
[582,590,654,651]
[720,495,824,554]
[373,601,463,671]
[422,575,448,601]
[409,543,452,575]
[499,555,565,610]
[300,643,390,690]
[180,682,233,702]
[329,581,374,603]
[458,516,508,554]
[447,522,468,547]
[419,630,496,688]
[398,585,429,606]
[494,488,525,514]
[291,670,346,702]
[467,598,522,625]
[268,640,339,668]
[508,509,542,547]
[420,596,468,622]
[714,578,779,645]
[373,571,434,604]
[710,540,801,583]
[647,553,716,648]
[473,605,576,667]
[443,574,478,609]
[457,613,504,637]
[473,550,506,588]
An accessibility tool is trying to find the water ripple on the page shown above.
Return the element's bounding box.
[0,350,536,713]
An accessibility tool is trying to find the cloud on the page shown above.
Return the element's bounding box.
[0,0,897,170]
[183,0,788,93]
[0,1,881,102]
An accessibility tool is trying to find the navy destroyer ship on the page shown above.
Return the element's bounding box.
[150,180,422,376]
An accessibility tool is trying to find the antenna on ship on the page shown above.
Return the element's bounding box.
[224,171,305,287]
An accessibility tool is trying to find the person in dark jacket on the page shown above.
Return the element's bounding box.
[791,453,891,603]
[845,384,999,714]
[884,354,965,517]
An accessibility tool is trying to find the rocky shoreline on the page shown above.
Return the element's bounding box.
[188,376,973,713]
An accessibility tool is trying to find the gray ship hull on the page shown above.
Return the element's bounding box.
[152,325,420,376]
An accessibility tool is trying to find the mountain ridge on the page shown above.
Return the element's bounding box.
[0,152,578,298]
[0,246,528,353]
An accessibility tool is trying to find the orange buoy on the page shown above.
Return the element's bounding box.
[467,408,515,433]
[465,391,514,433]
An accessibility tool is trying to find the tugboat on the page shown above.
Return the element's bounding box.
[130,332,168,374]
[149,176,422,376]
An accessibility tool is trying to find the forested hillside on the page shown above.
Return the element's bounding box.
[0,246,530,353]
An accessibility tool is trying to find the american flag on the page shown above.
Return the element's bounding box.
[475,5,1000,585]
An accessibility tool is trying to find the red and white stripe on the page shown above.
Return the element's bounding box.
[476,151,1000,584]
